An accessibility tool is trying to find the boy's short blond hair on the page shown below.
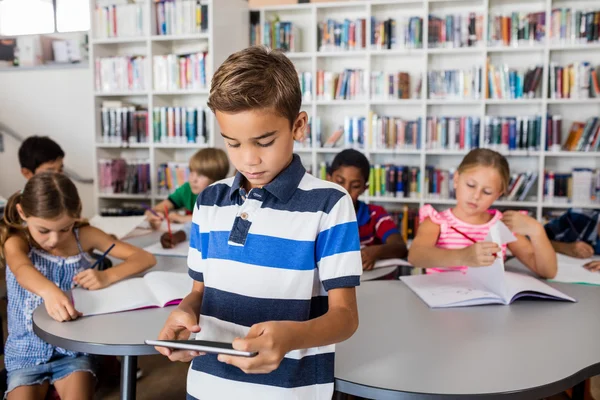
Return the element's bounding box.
[207,45,302,128]
[189,148,229,182]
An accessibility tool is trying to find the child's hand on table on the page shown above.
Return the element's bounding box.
[42,286,81,322]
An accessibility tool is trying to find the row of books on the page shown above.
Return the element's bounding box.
[428,13,484,49]
[487,12,546,47]
[155,0,208,36]
[99,206,146,217]
[98,159,151,195]
[370,115,422,151]
[152,106,208,144]
[321,116,367,149]
[318,19,367,52]
[157,162,189,196]
[487,62,543,100]
[95,56,146,93]
[483,116,542,151]
[427,67,483,100]
[544,169,600,204]
[366,165,421,199]
[262,20,299,53]
[549,8,600,44]
[299,72,312,101]
[370,72,418,100]
[100,103,149,144]
[374,17,423,50]
[548,62,600,99]
[153,52,208,92]
[425,116,480,151]
[94,3,144,39]
[316,69,366,101]
[560,117,600,152]
[390,206,419,242]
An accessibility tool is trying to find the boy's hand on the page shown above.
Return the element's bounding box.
[145,210,164,230]
[567,241,594,259]
[360,246,379,271]
[74,269,112,290]
[42,286,81,322]
[160,231,187,249]
[155,307,203,362]
[461,242,501,267]
[583,261,600,272]
[218,321,294,374]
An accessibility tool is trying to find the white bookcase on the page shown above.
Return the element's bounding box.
[252,0,600,220]
[90,0,248,214]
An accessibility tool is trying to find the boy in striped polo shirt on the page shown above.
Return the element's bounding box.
[155,46,362,400]
[328,149,408,271]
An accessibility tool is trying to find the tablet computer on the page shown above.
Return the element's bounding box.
[145,339,257,357]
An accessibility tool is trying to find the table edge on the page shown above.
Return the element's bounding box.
[33,319,159,357]
[335,362,600,399]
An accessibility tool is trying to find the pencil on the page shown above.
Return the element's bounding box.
[90,243,116,270]
[164,204,173,242]
[142,203,160,218]
[451,226,498,257]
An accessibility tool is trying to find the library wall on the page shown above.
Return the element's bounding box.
[0,67,96,218]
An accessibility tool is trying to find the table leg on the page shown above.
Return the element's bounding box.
[120,355,137,400]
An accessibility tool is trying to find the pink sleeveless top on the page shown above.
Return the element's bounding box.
[419,204,508,274]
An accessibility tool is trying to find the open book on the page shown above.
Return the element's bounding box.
[72,271,193,316]
[400,221,576,308]
[507,253,600,286]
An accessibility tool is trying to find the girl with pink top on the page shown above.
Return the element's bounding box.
[408,149,557,279]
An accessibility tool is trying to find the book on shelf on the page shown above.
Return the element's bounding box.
[155,0,208,36]
[318,18,367,52]
[158,162,190,196]
[368,164,420,200]
[545,114,562,152]
[553,116,600,152]
[427,66,483,100]
[486,60,543,99]
[428,13,484,48]
[548,62,600,99]
[544,169,600,204]
[95,55,147,92]
[98,158,151,196]
[370,71,419,100]
[152,106,208,144]
[425,116,480,151]
[487,11,546,47]
[100,101,149,144]
[72,271,193,316]
[401,222,574,308]
[424,167,453,200]
[298,71,312,101]
[550,8,600,44]
[371,16,423,50]
[389,206,419,243]
[99,205,146,217]
[369,113,421,151]
[262,19,300,52]
[483,115,541,151]
[505,171,538,201]
[316,69,366,101]
[94,1,145,39]
[153,52,208,91]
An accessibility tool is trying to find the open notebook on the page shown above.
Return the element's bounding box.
[507,253,600,286]
[400,221,576,308]
[72,271,193,316]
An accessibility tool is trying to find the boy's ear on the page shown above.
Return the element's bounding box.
[21,168,34,180]
[292,111,308,142]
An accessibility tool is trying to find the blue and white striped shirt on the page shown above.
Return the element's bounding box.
[186,154,362,400]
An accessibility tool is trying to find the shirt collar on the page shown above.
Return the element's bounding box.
[228,154,305,203]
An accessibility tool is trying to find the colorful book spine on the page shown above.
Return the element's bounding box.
[367,165,421,199]
[95,56,146,92]
[152,106,207,144]
[157,162,190,196]
[97,158,151,195]
[94,2,145,39]
[100,104,149,144]
[370,71,416,100]
[552,116,600,152]
[318,18,367,52]
[427,66,483,99]
[370,17,423,50]
[426,116,480,150]
[390,207,420,242]
[550,8,600,44]
[154,0,208,36]
[262,20,300,52]
[486,60,543,99]
[487,11,546,47]
[153,52,208,91]
[548,62,600,99]
[483,116,541,151]
[544,169,600,204]
[298,72,312,101]
[316,69,366,100]
[428,13,484,48]
[369,113,422,151]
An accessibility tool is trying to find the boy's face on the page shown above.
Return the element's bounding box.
[328,166,367,205]
[189,171,212,195]
[216,109,307,190]
[21,157,64,180]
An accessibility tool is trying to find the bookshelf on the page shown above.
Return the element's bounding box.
[89,0,249,214]
[251,0,600,221]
